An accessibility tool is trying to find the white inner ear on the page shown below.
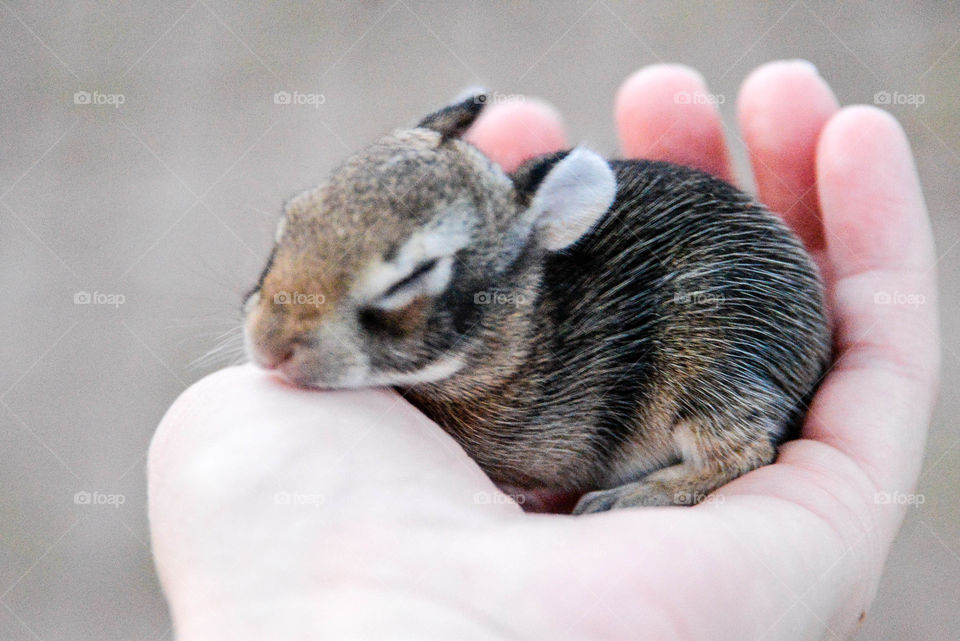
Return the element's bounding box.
[529,147,616,251]
[373,256,454,311]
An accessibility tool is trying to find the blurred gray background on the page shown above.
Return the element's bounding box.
[1,1,957,639]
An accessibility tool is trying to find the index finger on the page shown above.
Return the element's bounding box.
[808,105,939,508]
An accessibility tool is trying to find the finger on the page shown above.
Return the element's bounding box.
[817,106,934,279]
[148,366,520,635]
[807,105,939,513]
[737,60,839,250]
[615,64,733,181]
[149,365,504,524]
[465,98,569,172]
[675,106,939,635]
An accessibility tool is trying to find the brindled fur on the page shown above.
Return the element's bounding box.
[407,158,829,509]
[244,95,830,513]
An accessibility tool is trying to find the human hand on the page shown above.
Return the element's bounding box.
[148,60,940,640]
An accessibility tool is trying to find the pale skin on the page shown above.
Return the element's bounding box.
[149,61,940,640]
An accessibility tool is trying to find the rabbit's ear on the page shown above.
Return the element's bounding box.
[520,147,616,251]
[417,89,489,140]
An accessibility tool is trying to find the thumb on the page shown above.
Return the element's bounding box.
[148,365,513,619]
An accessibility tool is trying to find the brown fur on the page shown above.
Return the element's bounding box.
[243,93,829,513]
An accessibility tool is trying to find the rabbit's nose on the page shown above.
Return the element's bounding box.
[251,332,312,371]
[256,343,294,370]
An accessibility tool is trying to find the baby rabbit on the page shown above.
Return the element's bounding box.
[243,91,830,513]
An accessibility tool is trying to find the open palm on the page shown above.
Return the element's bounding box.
[148,61,940,640]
